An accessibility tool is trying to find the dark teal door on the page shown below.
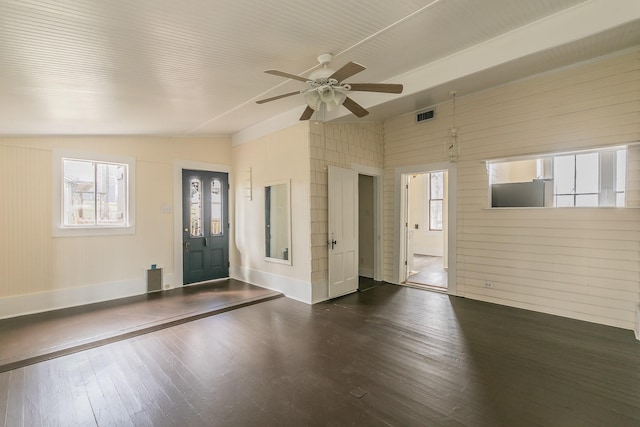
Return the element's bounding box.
[182,170,229,284]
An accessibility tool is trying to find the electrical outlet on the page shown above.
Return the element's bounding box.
[484,282,493,288]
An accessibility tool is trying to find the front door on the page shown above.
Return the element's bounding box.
[328,166,359,298]
[182,170,229,284]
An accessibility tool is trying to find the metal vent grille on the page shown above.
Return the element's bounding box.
[416,109,435,123]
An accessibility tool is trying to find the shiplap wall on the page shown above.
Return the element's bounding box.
[384,49,640,330]
[0,136,231,303]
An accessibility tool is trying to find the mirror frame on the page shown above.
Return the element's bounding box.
[264,180,292,265]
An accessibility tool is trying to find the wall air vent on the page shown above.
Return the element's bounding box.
[416,109,435,123]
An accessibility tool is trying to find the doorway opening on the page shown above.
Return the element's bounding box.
[358,174,378,291]
[396,163,456,294]
[404,171,447,291]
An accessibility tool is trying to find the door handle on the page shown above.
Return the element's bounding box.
[184,242,190,252]
[328,239,337,249]
[204,237,208,247]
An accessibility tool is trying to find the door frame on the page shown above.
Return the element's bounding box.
[393,162,457,295]
[173,160,231,288]
[352,163,383,282]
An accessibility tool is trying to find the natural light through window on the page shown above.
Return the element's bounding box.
[62,159,129,226]
[53,150,135,237]
[488,147,627,208]
[429,171,443,230]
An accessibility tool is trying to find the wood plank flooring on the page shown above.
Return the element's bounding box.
[0,279,282,372]
[2,283,640,426]
[407,255,448,288]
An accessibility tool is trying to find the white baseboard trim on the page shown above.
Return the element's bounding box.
[230,266,312,304]
[636,304,640,340]
[0,278,146,320]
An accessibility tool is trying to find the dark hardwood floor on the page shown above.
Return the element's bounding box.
[1,283,639,426]
[0,279,282,372]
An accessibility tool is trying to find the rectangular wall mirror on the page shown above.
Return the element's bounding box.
[265,181,291,265]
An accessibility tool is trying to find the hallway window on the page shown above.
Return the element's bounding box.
[429,171,443,231]
[488,146,627,208]
[553,150,626,207]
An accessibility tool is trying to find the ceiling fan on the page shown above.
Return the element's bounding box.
[256,53,403,120]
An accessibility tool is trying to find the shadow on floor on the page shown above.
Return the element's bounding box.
[359,276,385,292]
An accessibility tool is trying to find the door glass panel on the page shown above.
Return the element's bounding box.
[211,178,223,236]
[190,178,203,237]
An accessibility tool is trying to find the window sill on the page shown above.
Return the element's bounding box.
[52,225,135,238]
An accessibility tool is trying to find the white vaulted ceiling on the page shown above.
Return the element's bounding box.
[0,0,639,141]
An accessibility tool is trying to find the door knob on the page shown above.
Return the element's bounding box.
[184,242,190,252]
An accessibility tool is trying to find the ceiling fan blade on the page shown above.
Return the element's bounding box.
[265,69,309,83]
[256,91,302,104]
[299,106,315,120]
[329,61,366,82]
[342,97,369,118]
[347,83,403,94]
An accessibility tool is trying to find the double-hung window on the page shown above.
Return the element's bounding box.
[429,171,444,231]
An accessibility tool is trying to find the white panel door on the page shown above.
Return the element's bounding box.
[328,166,359,298]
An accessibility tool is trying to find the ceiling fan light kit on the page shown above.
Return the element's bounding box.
[257,53,404,120]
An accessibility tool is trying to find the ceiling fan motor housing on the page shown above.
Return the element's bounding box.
[258,52,403,120]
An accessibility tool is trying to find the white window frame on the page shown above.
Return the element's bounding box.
[428,171,444,231]
[52,149,136,237]
[486,145,628,209]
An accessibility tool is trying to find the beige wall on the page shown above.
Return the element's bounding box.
[408,173,444,256]
[310,122,384,302]
[0,136,231,315]
[231,123,312,302]
[384,49,640,331]
[2,49,638,333]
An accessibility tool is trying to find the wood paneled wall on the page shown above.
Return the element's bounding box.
[384,48,640,330]
[0,136,231,301]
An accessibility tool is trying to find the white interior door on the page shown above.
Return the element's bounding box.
[328,166,359,298]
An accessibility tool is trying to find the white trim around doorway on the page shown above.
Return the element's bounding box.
[393,162,457,295]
